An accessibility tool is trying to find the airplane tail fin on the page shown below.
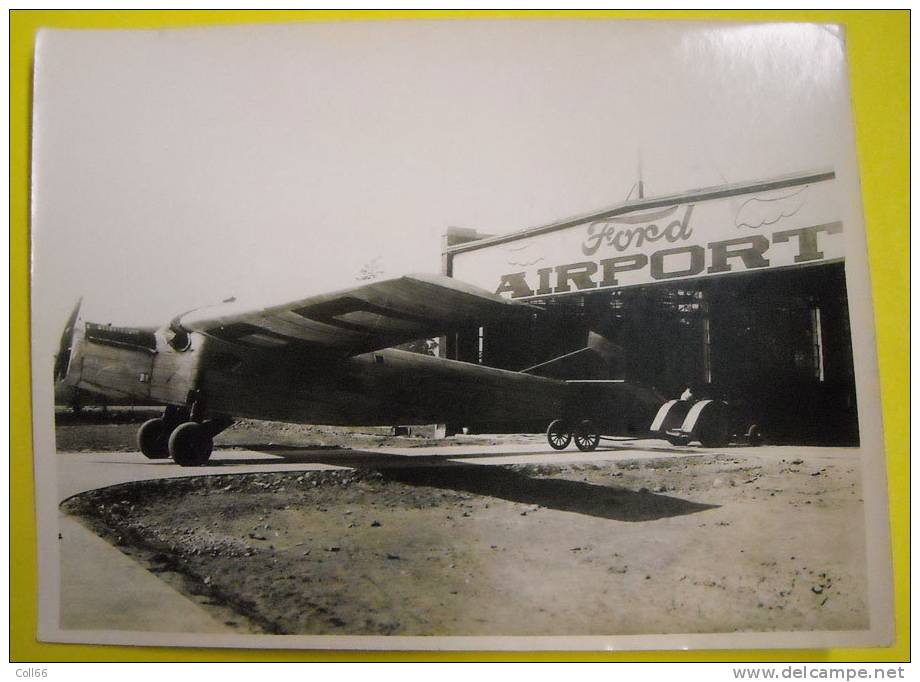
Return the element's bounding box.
[520,331,622,380]
[585,330,620,365]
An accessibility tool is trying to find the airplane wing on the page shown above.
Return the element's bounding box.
[177,274,534,356]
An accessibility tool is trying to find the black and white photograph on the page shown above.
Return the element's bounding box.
[29,18,893,650]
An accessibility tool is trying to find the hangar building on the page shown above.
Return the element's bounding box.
[441,170,858,445]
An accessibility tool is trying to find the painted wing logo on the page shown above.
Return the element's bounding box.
[502,240,545,267]
[735,185,808,230]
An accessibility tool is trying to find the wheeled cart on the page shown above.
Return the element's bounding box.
[544,384,762,451]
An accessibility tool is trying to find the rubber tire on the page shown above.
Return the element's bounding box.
[168,422,213,467]
[546,419,572,450]
[574,421,600,452]
[137,418,171,459]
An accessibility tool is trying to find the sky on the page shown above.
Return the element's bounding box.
[31,19,855,355]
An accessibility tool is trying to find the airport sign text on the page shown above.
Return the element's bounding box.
[494,223,843,299]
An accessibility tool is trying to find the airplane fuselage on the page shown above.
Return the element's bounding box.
[66,325,570,427]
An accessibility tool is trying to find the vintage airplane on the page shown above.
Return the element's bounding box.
[54,274,730,466]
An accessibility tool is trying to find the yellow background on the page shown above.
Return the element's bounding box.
[10,9,909,662]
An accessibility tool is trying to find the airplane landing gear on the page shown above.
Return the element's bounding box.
[136,399,232,466]
[137,405,189,459]
[169,422,214,467]
[137,418,172,459]
[168,417,234,467]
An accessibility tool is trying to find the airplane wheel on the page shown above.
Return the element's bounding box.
[574,421,600,452]
[169,422,213,467]
[137,418,171,459]
[546,419,572,450]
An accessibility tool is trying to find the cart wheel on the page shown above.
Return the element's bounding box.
[546,419,572,450]
[574,420,600,452]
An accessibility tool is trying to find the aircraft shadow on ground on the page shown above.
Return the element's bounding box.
[206,446,719,523]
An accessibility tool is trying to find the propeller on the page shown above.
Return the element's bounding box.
[53,298,82,382]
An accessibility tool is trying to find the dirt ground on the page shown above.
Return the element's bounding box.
[61,414,869,637]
